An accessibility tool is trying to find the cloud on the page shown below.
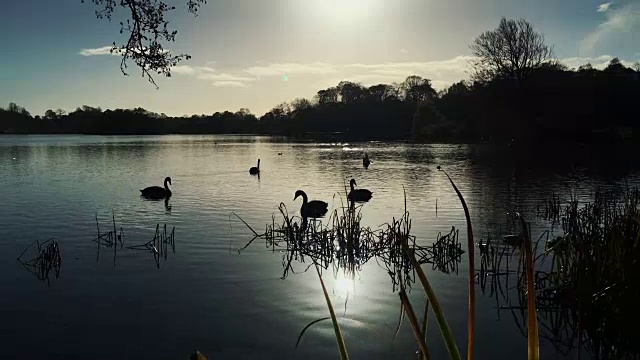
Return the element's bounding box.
[79,46,118,56]
[580,3,640,53]
[243,62,339,77]
[79,45,170,57]
[341,56,475,88]
[233,57,475,91]
[213,81,248,88]
[560,55,638,69]
[597,2,612,12]
[197,73,256,82]
[169,65,255,87]
[171,65,216,75]
[347,56,474,76]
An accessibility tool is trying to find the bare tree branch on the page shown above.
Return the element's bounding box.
[470,17,554,84]
[81,0,207,87]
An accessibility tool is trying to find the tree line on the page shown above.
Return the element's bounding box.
[3,17,639,143]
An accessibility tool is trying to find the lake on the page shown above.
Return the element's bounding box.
[1,135,639,360]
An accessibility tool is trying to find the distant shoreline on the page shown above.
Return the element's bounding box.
[1,131,636,146]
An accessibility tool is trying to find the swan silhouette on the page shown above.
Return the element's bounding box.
[294,190,328,218]
[347,178,373,203]
[249,159,260,175]
[140,177,172,199]
[363,153,371,169]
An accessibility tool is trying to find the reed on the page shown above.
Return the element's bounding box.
[438,166,475,360]
[17,238,62,286]
[230,176,640,359]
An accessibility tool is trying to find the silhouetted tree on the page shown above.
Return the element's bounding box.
[44,109,57,120]
[82,0,207,86]
[367,84,394,102]
[291,98,313,111]
[401,75,437,102]
[315,87,339,104]
[578,63,594,72]
[337,81,366,103]
[470,17,553,83]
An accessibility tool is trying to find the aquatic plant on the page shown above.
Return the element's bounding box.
[478,188,640,359]
[17,238,62,286]
[93,212,125,266]
[127,223,176,268]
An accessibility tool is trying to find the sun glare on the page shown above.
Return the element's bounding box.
[333,273,356,296]
[310,0,379,22]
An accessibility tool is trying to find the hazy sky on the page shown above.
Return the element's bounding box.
[1,0,639,116]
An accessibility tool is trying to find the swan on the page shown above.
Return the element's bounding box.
[294,190,328,218]
[363,153,371,168]
[347,178,373,203]
[249,159,260,175]
[140,177,172,199]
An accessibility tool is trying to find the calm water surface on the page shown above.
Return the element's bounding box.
[1,135,639,360]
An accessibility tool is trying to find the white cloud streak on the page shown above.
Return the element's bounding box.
[171,65,216,75]
[79,46,118,56]
[168,65,256,87]
[598,2,612,12]
[239,56,475,90]
[197,73,256,82]
[560,55,638,69]
[580,3,640,54]
[243,62,339,77]
[213,81,248,88]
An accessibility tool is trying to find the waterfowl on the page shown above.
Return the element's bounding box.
[347,178,373,203]
[294,190,329,218]
[249,159,260,175]
[363,153,371,169]
[140,177,172,199]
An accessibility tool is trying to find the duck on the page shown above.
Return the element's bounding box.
[294,190,329,218]
[140,177,172,199]
[249,159,260,175]
[347,178,373,203]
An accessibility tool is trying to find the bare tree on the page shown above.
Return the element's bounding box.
[470,17,553,83]
[82,0,207,87]
[291,98,313,111]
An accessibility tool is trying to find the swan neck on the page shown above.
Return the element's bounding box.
[164,179,170,190]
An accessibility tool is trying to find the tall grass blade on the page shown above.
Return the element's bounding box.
[296,317,330,349]
[439,167,475,360]
[393,302,405,341]
[421,298,430,360]
[399,291,431,360]
[315,263,350,360]
[402,241,462,360]
[517,214,540,360]
[229,212,259,237]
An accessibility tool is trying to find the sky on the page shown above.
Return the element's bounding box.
[1,0,639,117]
